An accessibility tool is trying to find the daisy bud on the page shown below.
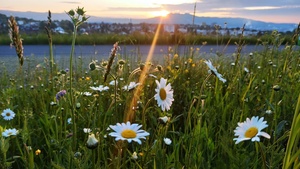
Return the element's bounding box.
[156,65,163,71]
[163,138,172,145]
[89,61,96,71]
[118,59,125,65]
[86,134,99,149]
[273,85,281,91]
[158,116,169,124]
[131,152,138,160]
[74,152,82,158]
[76,103,81,109]
[101,61,107,67]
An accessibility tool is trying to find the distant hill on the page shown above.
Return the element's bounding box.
[0,10,297,32]
[140,13,298,32]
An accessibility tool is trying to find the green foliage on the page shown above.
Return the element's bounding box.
[0,32,293,45]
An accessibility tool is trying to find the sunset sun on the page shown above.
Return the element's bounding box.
[151,10,170,17]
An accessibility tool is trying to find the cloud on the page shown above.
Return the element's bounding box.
[135,0,295,23]
[243,6,281,10]
[107,7,161,12]
[60,1,81,4]
[160,0,300,11]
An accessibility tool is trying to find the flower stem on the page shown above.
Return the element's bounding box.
[70,25,77,151]
[257,142,267,169]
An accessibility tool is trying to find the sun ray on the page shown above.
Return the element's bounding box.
[125,18,163,122]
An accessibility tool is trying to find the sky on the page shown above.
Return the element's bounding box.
[1,0,300,23]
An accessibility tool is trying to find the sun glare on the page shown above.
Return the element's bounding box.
[151,10,170,17]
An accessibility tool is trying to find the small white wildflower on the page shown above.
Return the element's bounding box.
[83,92,92,96]
[90,85,109,92]
[123,82,140,91]
[148,74,157,78]
[67,118,72,124]
[109,80,118,86]
[50,101,57,106]
[265,110,272,114]
[83,128,92,133]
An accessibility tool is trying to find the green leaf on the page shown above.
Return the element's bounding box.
[67,10,75,16]
[76,7,85,15]
[275,120,287,138]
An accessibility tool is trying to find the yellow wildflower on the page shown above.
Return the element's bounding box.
[35,149,41,155]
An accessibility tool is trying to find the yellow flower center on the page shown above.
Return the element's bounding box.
[121,129,137,138]
[244,127,258,138]
[159,88,167,100]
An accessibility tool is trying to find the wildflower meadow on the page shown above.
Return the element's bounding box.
[0,7,299,169]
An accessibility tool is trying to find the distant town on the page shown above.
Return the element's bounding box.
[0,13,296,37]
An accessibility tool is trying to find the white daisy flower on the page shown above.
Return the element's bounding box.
[90,85,109,92]
[1,108,15,121]
[109,121,149,144]
[83,128,92,133]
[123,82,140,91]
[204,60,227,83]
[2,128,18,137]
[233,116,271,144]
[163,138,172,145]
[154,78,174,111]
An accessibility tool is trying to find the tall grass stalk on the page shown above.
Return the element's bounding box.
[45,10,54,76]
[66,6,89,152]
[8,16,24,66]
[282,93,300,169]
